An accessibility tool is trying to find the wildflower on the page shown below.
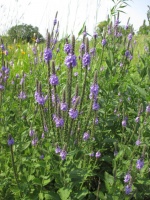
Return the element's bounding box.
[64,43,72,54]
[49,74,59,85]
[41,133,45,138]
[125,185,132,195]
[0,85,4,90]
[44,124,48,132]
[69,108,78,119]
[53,18,57,26]
[124,173,131,183]
[95,118,99,124]
[83,132,90,141]
[80,43,85,52]
[136,159,144,170]
[92,101,100,111]
[8,135,14,146]
[18,91,26,99]
[40,155,44,159]
[74,72,78,77]
[55,146,61,154]
[44,48,52,62]
[146,105,150,113]
[60,102,68,111]
[89,152,95,157]
[72,96,80,105]
[135,139,141,146]
[55,117,64,127]
[60,150,67,160]
[90,84,99,99]
[65,53,77,68]
[29,129,35,137]
[4,50,8,55]
[90,48,96,56]
[128,33,133,41]
[114,19,120,27]
[125,50,130,57]
[122,119,127,127]
[95,151,101,158]
[135,116,140,123]
[93,32,98,39]
[36,38,40,43]
[31,138,38,146]
[102,39,107,46]
[35,91,47,105]
[82,53,91,67]
[114,151,118,156]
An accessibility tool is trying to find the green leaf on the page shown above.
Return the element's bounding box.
[75,189,89,200]
[44,192,61,200]
[58,187,72,200]
[104,172,114,193]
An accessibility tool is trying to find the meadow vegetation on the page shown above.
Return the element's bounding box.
[0,1,150,200]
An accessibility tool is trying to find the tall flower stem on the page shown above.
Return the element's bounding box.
[10,145,22,197]
[64,66,73,138]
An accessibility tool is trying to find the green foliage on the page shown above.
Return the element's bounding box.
[0,2,150,200]
[7,23,44,43]
[138,20,150,35]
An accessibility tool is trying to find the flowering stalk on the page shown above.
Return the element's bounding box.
[8,135,22,197]
[79,37,90,113]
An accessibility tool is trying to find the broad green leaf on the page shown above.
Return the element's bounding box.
[58,187,72,200]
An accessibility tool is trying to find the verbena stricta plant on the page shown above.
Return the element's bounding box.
[0,2,150,199]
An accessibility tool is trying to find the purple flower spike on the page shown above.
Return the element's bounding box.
[29,129,35,137]
[102,39,107,46]
[90,84,99,99]
[60,102,68,111]
[136,159,144,170]
[0,85,4,90]
[64,44,72,54]
[60,150,67,160]
[89,152,94,157]
[95,151,101,158]
[55,117,64,127]
[55,146,61,154]
[69,108,78,119]
[83,132,90,141]
[124,173,131,183]
[92,101,100,110]
[135,139,141,146]
[65,53,77,68]
[135,116,140,123]
[82,53,91,67]
[125,185,132,195]
[18,91,26,99]
[44,48,52,62]
[122,120,127,127]
[128,33,132,41]
[8,135,14,146]
[49,74,59,85]
[146,105,150,113]
[31,138,38,146]
[80,43,85,52]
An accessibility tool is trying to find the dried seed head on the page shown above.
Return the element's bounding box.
[71,35,75,54]
[85,37,89,53]
[62,89,66,103]
[94,70,98,85]
[51,60,55,74]
[75,84,79,97]
[57,103,61,118]
[46,31,50,48]
[74,96,80,109]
